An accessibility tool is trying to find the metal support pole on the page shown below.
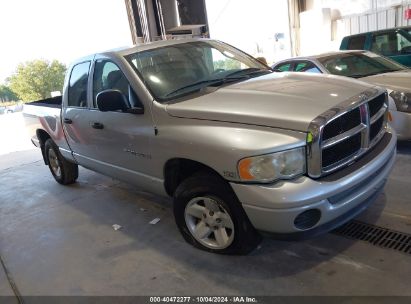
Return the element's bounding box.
[136,0,151,43]
[156,0,167,39]
[124,0,138,44]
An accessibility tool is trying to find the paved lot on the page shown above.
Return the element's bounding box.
[0,116,410,297]
[0,112,34,156]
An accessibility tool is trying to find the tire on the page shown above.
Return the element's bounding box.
[44,139,78,185]
[173,172,261,255]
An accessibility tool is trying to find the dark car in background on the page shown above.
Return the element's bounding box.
[340,27,411,67]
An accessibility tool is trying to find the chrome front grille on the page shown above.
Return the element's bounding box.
[307,89,388,178]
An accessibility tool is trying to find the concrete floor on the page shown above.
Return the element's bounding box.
[0,134,410,296]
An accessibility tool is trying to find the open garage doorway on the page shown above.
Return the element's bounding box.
[205,0,292,65]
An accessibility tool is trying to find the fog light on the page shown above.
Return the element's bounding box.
[294,209,321,230]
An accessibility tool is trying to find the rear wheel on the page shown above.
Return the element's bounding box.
[173,172,261,255]
[45,139,78,185]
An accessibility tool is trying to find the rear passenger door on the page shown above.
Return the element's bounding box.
[62,60,95,160]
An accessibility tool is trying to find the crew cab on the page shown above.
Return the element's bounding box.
[24,39,397,254]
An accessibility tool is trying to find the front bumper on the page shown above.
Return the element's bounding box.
[391,110,411,140]
[230,129,397,236]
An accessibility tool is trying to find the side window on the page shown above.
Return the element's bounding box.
[371,33,398,55]
[347,35,366,50]
[93,60,130,106]
[305,66,322,73]
[295,62,322,73]
[294,62,308,71]
[68,62,90,108]
[397,32,411,54]
[275,63,292,71]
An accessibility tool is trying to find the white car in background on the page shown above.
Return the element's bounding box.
[0,103,24,114]
[272,51,411,140]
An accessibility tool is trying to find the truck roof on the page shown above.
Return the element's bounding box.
[72,38,210,64]
[343,26,411,38]
[274,50,368,63]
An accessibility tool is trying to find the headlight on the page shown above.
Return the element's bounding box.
[238,147,306,183]
[390,91,411,113]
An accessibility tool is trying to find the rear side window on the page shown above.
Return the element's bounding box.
[295,62,309,71]
[295,62,322,73]
[68,62,90,108]
[275,63,292,71]
[347,35,366,50]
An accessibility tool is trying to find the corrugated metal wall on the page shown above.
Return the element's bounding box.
[336,3,411,37]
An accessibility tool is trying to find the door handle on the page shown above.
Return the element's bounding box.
[92,122,104,129]
[63,118,73,124]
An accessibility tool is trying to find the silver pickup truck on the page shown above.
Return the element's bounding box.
[24,39,396,255]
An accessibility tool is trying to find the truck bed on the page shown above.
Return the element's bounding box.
[27,96,62,108]
[23,96,63,149]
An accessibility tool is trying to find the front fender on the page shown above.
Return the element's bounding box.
[152,118,306,182]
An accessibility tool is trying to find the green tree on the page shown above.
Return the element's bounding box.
[8,59,66,101]
[214,59,241,71]
[0,84,18,102]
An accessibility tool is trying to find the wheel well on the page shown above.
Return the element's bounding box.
[164,158,223,196]
[36,129,51,164]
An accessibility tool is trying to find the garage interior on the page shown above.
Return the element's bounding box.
[1,0,411,301]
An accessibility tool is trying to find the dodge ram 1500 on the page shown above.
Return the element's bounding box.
[24,39,396,254]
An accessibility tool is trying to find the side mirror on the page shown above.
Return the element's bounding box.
[96,90,129,112]
[96,89,144,114]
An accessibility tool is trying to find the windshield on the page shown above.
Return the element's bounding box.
[318,52,407,78]
[125,40,270,102]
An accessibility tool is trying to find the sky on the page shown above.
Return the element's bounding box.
[0,0,132,83]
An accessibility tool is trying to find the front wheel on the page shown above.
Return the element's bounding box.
[173,172,261,255]
[44,139,78,185]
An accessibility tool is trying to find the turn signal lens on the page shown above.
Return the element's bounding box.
[238,158,254,180]
[388,111,393,122]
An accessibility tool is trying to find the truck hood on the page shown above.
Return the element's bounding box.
[165,72,377,132]
[360,70,411,92]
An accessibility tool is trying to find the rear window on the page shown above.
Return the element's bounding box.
[347,35,366,50]
[68,62,90,108]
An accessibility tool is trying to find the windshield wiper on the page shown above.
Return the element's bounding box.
[225,67,270,78]
[353,69,401,78]
[165,76,247,97]
[377,69,401,74]
[347,74,367,78]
